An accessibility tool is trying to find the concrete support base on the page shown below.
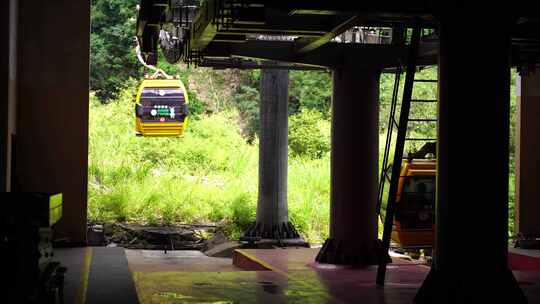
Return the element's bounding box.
[415,268,526,304]
[243,221,300,240]
[316,238,384,265]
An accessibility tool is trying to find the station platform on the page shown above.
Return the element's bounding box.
[56,246,540,303]
[509,247,540,271]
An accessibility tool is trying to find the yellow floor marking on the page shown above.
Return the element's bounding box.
[234,249,289,276]
[234,249,330,299]
[132,271,144,303]
[75,247,93,304]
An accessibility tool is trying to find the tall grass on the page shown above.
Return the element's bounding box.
[88,88,330,243]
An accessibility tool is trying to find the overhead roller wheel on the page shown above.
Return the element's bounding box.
[159,24,184,64]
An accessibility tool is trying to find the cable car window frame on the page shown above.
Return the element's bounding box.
[396,175,435,230]
[140,87,185,99]
[138,86,187,123]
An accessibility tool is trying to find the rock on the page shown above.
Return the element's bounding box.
[98,222,220,251]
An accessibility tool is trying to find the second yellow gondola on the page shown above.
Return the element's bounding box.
[391,158,435,249]
[134,77,189,136]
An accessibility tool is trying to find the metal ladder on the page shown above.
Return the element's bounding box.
[376,27,438,285]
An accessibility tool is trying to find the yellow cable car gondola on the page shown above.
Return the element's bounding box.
[391,158,435,249]
[134,75,189,136]
[390,143,436,255]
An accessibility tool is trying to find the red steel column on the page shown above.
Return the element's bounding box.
[316,67,381,265]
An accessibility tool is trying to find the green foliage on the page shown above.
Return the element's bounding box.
[288,109,330,159]
[232,70,261,141]
[379,67,438,151]
[287,158,330,242]
[289,70,332,116]
[90,0,188,102]
[233,69,332,142]
[90,0,141,101]
[509,69,518,236]
[88,88,330,243]
[233,84,260,142]
[225,193,257,239]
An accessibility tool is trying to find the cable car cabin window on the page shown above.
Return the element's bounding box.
[395,176,435,230]
[139,87,187,123]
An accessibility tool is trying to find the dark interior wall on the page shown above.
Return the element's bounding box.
[7,0,18,192]
[0,0,8,192]
[15,0,90,243]
[1,0,19,193]
[1,0,14,192]
[516,68,540,237]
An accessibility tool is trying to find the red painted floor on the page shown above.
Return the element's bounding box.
[233,248,540,303]
[510,248,540,271]
[234,248,430,303]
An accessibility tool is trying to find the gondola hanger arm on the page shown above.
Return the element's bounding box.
[134,36,174,80]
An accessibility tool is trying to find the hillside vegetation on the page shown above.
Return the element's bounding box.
[88,77,332,243]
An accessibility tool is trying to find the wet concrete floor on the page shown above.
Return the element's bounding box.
[56,247,540,303]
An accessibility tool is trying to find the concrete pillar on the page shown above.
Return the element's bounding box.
[415,15,526,303]
[243,67,300,240]
[315,67,380,265]
[14,0,90,244]
[515,67,540,238]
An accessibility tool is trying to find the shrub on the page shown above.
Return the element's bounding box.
[288,109,330,159]
[233,85,260,142]
[289,70,332,116]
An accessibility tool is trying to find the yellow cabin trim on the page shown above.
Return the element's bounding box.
[134,78,189,137]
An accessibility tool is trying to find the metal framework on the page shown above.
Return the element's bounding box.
[136,1,540,70]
